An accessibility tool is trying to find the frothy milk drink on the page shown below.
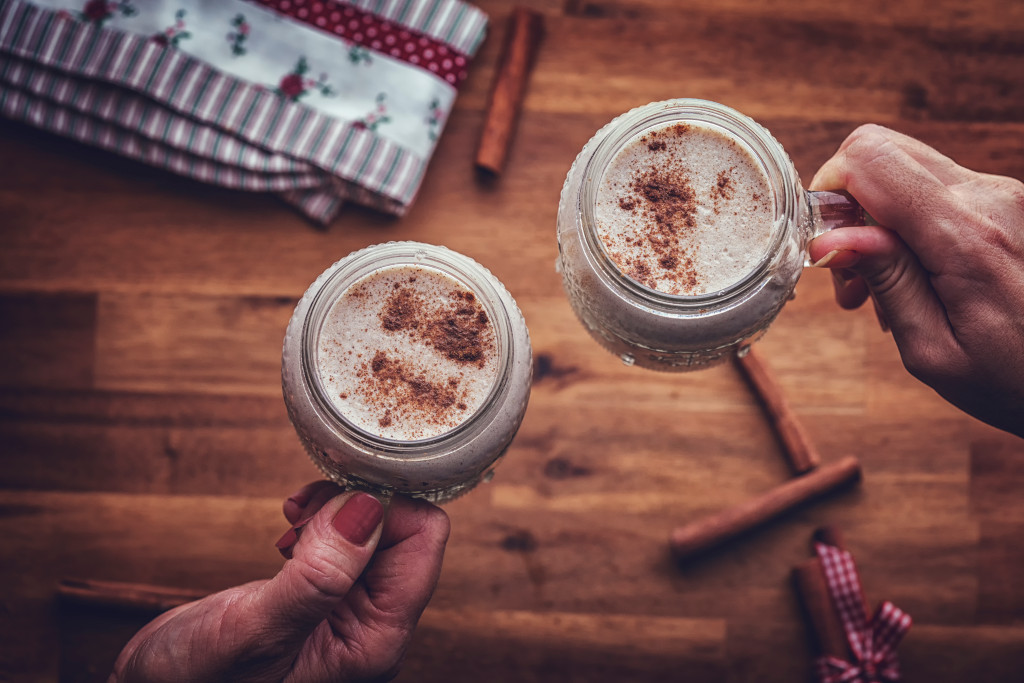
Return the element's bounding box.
[282,242,532,502]
[317,265,501,441]
[595,121,775,296]
[556,100,813,370]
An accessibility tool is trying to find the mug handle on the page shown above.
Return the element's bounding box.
[803,190,876,266]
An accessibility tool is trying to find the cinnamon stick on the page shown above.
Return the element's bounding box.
[57,577,208,614]
[737,347,821,474]
[670,456,861,560]
[474,6,544,176]
[791,527,855,659]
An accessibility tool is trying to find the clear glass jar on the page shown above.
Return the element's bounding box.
[556,99,866,371]
[282,242,532,503]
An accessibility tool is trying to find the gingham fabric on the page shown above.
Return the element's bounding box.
[813,542,913,683]
[0,0,488,223]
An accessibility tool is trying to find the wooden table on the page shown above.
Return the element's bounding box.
[2,0,1024,680]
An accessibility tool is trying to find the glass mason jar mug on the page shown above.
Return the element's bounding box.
[556,99,867,371]
[282,242,533,503]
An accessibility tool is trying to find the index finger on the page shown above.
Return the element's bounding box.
[830,125,973,187]
[344,495,450,628]
[809,125,963,273]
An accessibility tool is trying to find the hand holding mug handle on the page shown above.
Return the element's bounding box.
[806,124,1024,437]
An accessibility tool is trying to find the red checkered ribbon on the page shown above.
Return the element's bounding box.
[813,543,912,683]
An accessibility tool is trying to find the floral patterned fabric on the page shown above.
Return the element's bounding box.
[0,0,488,222]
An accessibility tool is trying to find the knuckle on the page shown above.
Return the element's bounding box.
[840,124,901,176]
[999,175,1024,215]
[293,543,360,597]
[949,176,1024,257]
[862,254,912,301]
[403,498,452,546]
[848,123,891,144]
[971,214,1016,254]
[422,504,452,545]
[414,505,452,555]
[843,124,892,156]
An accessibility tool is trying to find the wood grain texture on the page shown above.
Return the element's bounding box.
[2,0,1023,680]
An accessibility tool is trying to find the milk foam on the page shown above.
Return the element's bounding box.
[595,120,775,295]
[317,265,499,441]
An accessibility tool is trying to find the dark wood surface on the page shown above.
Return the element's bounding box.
[3,0,1024,680]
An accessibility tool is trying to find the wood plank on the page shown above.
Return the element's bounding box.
[0,292,96,390]
[94,293,296,396]
[900,624,1024,680]
[0,490,283,681]
[562,0,1024,32]
[977,520,1024,624]
[970,432,1024,520]
[399,609,727,682]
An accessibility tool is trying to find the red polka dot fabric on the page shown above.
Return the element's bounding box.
[257,0,471,87]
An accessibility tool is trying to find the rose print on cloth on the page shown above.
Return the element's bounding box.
[227,14,249,56]
[425,97,444,142]
[78,0,136,24]
[275,57,334,101]
[1,0,489,223]
[353,93,391,133]
[152,9,191,47]
[347,46,372,66]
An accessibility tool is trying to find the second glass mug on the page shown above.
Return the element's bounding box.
[556,98,868,371]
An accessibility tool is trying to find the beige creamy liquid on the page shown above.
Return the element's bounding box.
[595,120,775,295]
[317,265,500,441]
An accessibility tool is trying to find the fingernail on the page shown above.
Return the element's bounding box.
[811,249,861,269]
[275,527,298,558]
[274,519,310,559]
[333,493,384,546]
[286,484,318,506]
[831,269,857,294]
[283,483,321,521]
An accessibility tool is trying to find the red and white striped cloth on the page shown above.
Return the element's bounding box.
[814,542,913,683]
[0,0,488,223]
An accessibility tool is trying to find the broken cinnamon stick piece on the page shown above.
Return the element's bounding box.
[670,456,861,561]
[737,347,821,474]
[792,526,855,659]
[475,6,544,176]
[57,577,208,614]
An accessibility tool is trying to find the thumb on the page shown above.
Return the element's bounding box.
[808,225,954,355]
[251,491,386,643]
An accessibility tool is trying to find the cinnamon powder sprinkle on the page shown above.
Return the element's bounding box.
[382,288,419,331]
[368,351,465,429]
[356,281,493,432]
[379,287,492,367]
[598,121,775,296]
[712,168,735,202]
[612,134,702,292]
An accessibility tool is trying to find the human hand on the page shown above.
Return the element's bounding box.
[807,124,1024,437]
[110,482,450,683]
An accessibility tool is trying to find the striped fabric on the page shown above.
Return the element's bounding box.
[337,0,488,55]
[253,0,486,84]
[0,0,486,223]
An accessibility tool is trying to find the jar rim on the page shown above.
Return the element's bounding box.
[299,241,516,456]
[578,98,798,311]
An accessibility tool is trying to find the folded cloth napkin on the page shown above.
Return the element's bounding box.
[0,0,488,223]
